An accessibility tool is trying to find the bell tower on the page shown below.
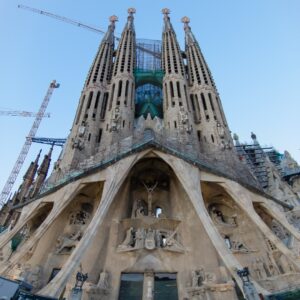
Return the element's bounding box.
[161,9,194,142]
[182,16,232,151]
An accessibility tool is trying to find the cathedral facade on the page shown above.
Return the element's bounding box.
[1,8,300,300]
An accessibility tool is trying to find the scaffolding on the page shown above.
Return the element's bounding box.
[136,39,162,71]
[135,39,163,119]
[235,144,283,188]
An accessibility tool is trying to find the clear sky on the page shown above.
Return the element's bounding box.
[0,0,300,195]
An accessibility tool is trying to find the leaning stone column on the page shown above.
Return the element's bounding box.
[0,182,84,273]
[221,181,300,267]
[38,154,139,298]
[155,151,269,296]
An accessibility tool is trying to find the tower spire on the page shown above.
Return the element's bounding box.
[182,17,232,150]
[58,16,118,170]
[161,9,193,141]
[106,8,136,142]
[12,150,41,205]
[29,145,53,198]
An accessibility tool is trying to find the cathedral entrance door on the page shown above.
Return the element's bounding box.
[119,273,144,300]
[153,273,178,300]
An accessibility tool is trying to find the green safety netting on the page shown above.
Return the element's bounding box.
[134,69,164,119]
[134,69,164,88]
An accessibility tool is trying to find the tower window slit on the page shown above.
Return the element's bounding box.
[208,93,215,111]
[176,82,181,98]
[123,120,125,128]
[118,80,123,97]
[197,130,201,141]
[109,84,115,110]
[164,83,168,109]
[86,92,93,110]
[201,93,207,110]
[94,91,100,109]
[101,92,109,119]
[211,134,215,143]
[170,82,174,98]
[75,95,85,125]
[125,80,129,97]
[97,129,102,143]
[174,121,177,129]
[88,133,91,141]
[190,94,195,111]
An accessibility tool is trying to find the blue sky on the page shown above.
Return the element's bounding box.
[0,0,300,195]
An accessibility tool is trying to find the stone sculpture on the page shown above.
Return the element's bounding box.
[56,231,82,254]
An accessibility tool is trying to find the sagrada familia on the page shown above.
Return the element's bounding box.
[1,8,300,300]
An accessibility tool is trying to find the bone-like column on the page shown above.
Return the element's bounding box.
[221,181,300,266]
[0,182,86,274]
[38,154,138,297]
[155,151,269,296]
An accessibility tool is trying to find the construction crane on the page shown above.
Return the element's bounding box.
[0,111,50,118]
[18,4,161,60]
[0,80,59,206]
[30,137,66,147]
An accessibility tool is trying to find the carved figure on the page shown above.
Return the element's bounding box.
[178,107,192,133]
[271,220,291,246]
[210,206,237,227]
[26,265,43,290]
[192,269,205,287]
[277,254,295,273]
[97,271,109,289]
[163,230,185,253]
[56,231,82,254]
[72,137,84,150]
[135,200,146,218]
[134,228,145,249]
[118,227,134,251]
[231,240,253,253]
[69,210,90,225]
[145,228,156,250]
[111,107,121,131]
[252,258,267,279]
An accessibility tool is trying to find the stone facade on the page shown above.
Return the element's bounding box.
[0,8,300,300]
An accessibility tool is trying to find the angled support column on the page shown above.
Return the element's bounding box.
[260,202,300,241]
[155,151,269,296]
[221,181,300,266]
[38,154,139,298]
[0,182,86,273]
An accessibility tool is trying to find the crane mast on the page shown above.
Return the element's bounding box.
[0,80,59,206]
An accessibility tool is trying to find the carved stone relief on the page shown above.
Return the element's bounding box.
[209,205,237,227]
[56,231,82,254]
[85,271,110,297]
[271,220,292,247]
[117,227,184,253]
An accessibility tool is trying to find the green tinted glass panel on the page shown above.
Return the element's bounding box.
[154,273,178,300]
[118,273,144,300]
